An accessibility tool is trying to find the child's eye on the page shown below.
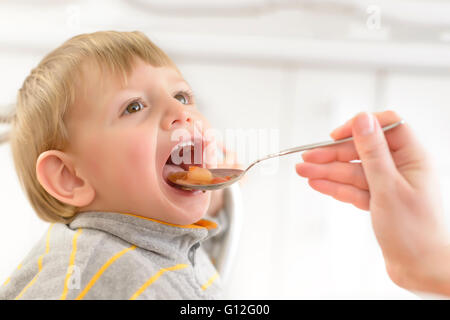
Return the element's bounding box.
[123,100,146,116]
[174,90,194,105]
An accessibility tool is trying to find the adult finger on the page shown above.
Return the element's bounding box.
[330,110,400,140]
[331,111,424,159]
[308,179,370,211]
[296,161,368,190]
[302,141,359,164]
[351,112,399,190]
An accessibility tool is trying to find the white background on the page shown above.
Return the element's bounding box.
[1,0,450,299]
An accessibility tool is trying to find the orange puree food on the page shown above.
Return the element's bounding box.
[168,166,232,186]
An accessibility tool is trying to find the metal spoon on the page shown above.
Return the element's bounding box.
[173,120,405,191]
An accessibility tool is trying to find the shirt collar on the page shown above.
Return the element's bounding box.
[68,211,220,261]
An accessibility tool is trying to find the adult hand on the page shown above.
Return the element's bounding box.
[296,111,450,296]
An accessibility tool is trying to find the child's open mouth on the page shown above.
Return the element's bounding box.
[162,139,204,194]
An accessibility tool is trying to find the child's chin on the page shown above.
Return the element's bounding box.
[158,180,211,224]
[168,198,209,225]
[179,203,210,224]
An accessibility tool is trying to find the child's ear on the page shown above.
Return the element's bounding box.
[36,150,95,207]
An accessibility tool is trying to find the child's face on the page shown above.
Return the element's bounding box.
[64,58,216,225]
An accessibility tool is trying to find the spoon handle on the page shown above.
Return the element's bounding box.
[244,119,404,173]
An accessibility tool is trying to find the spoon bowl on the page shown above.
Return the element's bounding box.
[172,168,244,191]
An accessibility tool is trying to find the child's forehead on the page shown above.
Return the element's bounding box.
[68,58,187,122]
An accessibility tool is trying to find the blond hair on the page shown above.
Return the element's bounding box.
[0,31,178,223]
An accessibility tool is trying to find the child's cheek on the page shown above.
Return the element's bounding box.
[81,135,108,183]
[121,134,156,183]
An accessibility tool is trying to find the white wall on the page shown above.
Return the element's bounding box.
[1,0,450,299]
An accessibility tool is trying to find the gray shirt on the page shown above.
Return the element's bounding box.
[0,211,224,300]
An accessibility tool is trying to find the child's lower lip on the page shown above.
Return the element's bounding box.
[165,181,203,196]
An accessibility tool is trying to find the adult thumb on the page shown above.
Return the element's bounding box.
[352,112,398,190]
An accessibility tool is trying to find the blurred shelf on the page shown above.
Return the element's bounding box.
[2,30,450,73]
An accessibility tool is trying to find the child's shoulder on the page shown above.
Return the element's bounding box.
[0,223,158,299]
[49,222,154,272]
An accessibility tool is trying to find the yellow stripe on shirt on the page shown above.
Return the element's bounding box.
[129,263,188,300]
[14,224,54,300]
[201,272,219,291]
[60,228,83,300]
[2,263,23,287]
[75,245,137,300]
[2,277,10,287]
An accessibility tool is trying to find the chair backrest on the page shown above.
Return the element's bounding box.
[213,183,244,284]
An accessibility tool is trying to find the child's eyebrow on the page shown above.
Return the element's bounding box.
[173,79,192,90]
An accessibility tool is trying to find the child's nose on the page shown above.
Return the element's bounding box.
[161,104,192,130]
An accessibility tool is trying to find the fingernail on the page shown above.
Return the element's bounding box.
[353,112,374,136]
